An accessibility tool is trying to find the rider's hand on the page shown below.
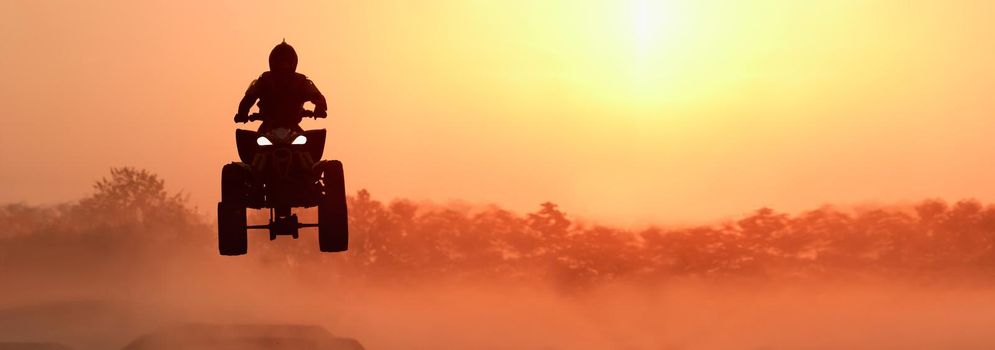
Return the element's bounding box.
[314,110,327,119]
[234,113,249,123]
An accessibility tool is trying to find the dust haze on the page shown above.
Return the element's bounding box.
[4,168,995,349]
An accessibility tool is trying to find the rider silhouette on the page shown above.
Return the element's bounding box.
[234,40,327,132]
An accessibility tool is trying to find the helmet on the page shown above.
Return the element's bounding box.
[269,40,298,73]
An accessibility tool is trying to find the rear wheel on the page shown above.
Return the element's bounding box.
[219,163,249,255]
[318,161,348,252]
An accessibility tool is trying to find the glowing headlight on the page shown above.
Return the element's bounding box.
[292,135,307,145]
[256,136,272,146]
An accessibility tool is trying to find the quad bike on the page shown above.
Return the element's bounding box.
[217,110,348,255]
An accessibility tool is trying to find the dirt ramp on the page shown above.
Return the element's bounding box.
[0,343,73,350]
[0,300,150,350]
[122,324,364,350]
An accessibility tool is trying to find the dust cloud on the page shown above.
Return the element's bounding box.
[4,168,995,349]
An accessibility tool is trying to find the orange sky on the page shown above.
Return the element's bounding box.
[2,0,995,224]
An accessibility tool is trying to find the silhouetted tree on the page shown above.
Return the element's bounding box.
[75,167,194,233]
[9,169,995,288]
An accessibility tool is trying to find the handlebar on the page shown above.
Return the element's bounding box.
[242,110,323,123]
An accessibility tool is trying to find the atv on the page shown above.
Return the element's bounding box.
[217,111,348,255]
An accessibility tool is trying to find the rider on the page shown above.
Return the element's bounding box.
[234,40,327,132]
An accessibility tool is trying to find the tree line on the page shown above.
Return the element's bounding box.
[4,167,995,288]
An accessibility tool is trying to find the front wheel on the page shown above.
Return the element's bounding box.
[317,161,348,252]
[218,202,247,255]
[218,163,249,255]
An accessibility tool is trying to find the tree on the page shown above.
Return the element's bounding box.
[75,167,193,232]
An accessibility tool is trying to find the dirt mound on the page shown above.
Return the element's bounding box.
[122,324,364,350]
[0,300,149,350]
[0,343,73,350]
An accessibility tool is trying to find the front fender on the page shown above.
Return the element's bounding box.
[236,129,260,163]
[302,129,326,160]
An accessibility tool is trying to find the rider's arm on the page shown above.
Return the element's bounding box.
[236,79,261,118]
[305,79,328,118]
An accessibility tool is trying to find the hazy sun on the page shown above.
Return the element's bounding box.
[631,0,676,58]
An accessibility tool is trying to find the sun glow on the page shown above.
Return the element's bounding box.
[631,0,675,59]
[619,0,687,110]
[515,1,692,112]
